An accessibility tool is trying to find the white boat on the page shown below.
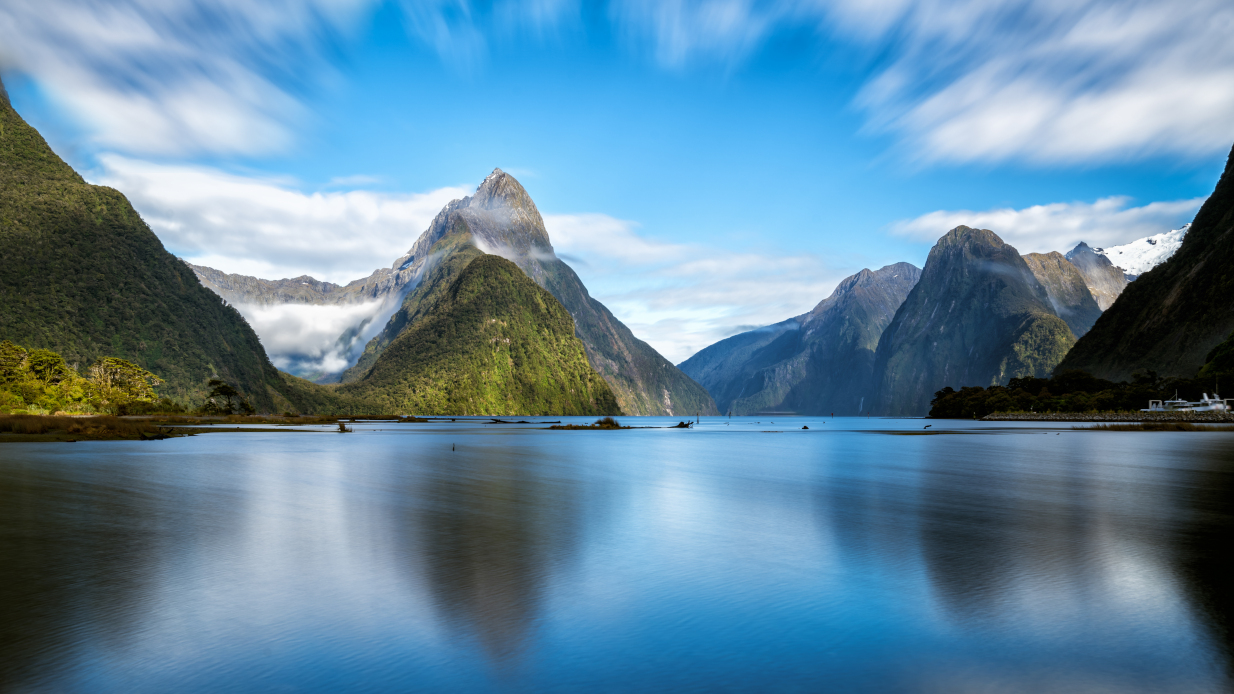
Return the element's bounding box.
[1142,392,1233,412]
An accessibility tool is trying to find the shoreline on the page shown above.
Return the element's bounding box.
[981,412,1234,422]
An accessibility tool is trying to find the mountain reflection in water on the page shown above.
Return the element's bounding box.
[0,418,1230,692]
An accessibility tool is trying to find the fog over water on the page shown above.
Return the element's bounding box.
[1,418,1231,692]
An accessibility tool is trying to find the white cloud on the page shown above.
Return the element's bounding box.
[0,0,376,155]
[544,213,850,363]
[94,154,469,283]
[890,196,1206,254]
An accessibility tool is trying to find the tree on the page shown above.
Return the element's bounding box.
[27,349,71,384]
[203,378,254,415]
[0,341,27,385]
[87,357,163,409]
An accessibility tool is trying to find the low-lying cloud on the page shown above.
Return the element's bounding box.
[94,155,468,284]
[544,213,848,364]
[238,300,391,375]
[891,196,1206,254]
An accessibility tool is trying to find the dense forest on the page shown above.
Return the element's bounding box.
[929,332,1234,418]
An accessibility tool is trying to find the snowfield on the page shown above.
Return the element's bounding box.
[1093,224,1189,279]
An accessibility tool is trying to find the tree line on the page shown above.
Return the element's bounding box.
[930,369,1233,419]
[0,340,252,415]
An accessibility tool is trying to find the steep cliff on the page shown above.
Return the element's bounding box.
[1056,144,1234,381]
[871,227,1074,416]
[679,263,920,415]
[1021,252,1102,337]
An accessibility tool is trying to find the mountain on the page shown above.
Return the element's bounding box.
[871,226,1075,416]
[1093,224,1189,280]
[1055,145,1234,381]
[1064,242,1128,310]
[678,263,920,416]
[340,169,717,416]
[1021,252,1102,337]
[0,76,355,412]
[337,254,619,415]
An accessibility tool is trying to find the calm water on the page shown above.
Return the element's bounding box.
[2,417,1232,693]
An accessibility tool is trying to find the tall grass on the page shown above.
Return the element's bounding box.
[0,414,158,437]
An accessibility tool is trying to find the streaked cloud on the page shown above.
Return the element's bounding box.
[890,196,1206,254]
[850,0,1234,164]
[545,213,849,363]
[94,155,469,283]
[0,0,376,155]
[610,0,1234,163]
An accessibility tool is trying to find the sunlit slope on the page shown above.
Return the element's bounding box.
[339,254,620,416]
[1021,251,1102,338]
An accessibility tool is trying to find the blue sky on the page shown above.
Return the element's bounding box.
[2,0,1231,361]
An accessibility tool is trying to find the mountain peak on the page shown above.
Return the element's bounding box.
[1066,242,1092,259]
[470,167,534,213]
[935,225,1005,251]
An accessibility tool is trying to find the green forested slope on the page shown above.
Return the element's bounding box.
[0,77,357,413]
[340,254,620,415]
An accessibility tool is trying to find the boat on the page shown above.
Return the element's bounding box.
[1142,392,1233,412]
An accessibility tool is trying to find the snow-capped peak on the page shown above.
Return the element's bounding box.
[1092,224,1189,280]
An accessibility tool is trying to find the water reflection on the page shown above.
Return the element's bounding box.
[1171,444,1234,685]
[417,447,581,667]
[0,458,157,690]
[0,425,1231,692]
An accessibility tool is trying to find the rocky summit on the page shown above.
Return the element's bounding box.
[1057,144,1234,381]
[1064,242,1128,311]
[871,226,1075,416]
[679,263,920,416]
[343,169,717,416]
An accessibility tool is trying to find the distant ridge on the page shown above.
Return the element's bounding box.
[679,263,920,415]
[1064,242,1128,310]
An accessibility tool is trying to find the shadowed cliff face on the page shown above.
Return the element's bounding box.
[679,263,921,416]
[871,226,1074,416]
[342,169,717,416]
[1022,252,1102,337]
[1064,242,1128,311]
[1057,143,1234,381]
